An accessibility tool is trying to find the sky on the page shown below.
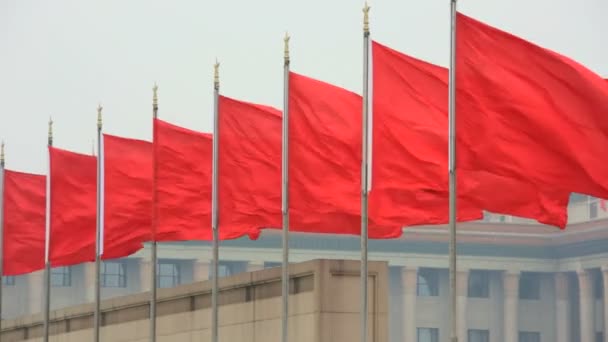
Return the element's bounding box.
[0,0,606,174]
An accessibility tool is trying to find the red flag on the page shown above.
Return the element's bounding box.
[102,134,151,258]
[218,96,280,235]
[456,13,608,199]
[49,147,96,266]
[3,170,45,275]
[154,119,256,241]
[372,41,569,228]
[289,72,405,237]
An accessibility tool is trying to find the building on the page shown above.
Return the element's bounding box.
[1,195,608,342]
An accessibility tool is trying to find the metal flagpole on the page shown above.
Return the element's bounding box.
[43,118,53,342]
[94,104,104,342]
[150,84,159,342]
[211,61,220,342]
[448,1,459,342]
[360,4,371,342]
[0,141,5,339]
[281,32,291,342]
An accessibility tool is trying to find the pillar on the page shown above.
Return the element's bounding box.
[247,260,265,272]
[139,258,152,293]
[578,269,594,342]
[602,267,608,342]
[402,267,417,342]
[84,262,96,302]
[555,272,570,342]
[503,270,520,342]
[456,270,469,342]
[193,260,211,282]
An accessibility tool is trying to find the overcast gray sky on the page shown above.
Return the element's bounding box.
[1,0,606,174]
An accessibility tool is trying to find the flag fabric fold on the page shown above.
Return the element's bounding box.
[218,95,281,235]
[3,170,46,275]
[49,147,96,266]
[103,134,152,259]
[372,40,569,228]
[456,12,608,200]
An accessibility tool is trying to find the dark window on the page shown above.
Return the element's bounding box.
[596,332,603,342]
[101,261,127,288]
[468,271,490,298]
[157,261,180,288]
[519,273,540,300]
[51,266,71,287]
[417,327,439,342]
[594,271,603,299]
[468,329,489,342]
[519,331,540,342]
[2,276,15,286]
[417,269,439,297]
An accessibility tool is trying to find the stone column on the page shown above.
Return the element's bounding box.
[602,267,608,342]
[503,270,520,342]
[578,269,594,342]
[247,260,265,272]
[193,260,210,282]
[27,270,44,314]
[401,267,417,342]
[456,270,469,342]
[555,272,570,342]
[139,258,152,293]
[84,262,97,303]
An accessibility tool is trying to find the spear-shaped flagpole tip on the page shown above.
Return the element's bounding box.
[283,32,290,63]
[363,2,370,34]
[1,140,5,165]
[97,103,103,130]
[153,83,159,107]
[214,59,220,89]
[48,117,53,145]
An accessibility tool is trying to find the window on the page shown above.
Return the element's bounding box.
[157,261,180,288]
[417,327,439,342]
[2,276,15,286]
[594,271,603,299]
[468,271,490,298]
[51,266,71,287]
[101,261,127,288]
[468,329,489,342]
[596,332,603,342]
[519,273,540,300]
[519,331,540,342]
[589,198,598,219]
[417,269,439,297]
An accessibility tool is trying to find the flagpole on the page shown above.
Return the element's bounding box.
[448,1,459,342]
[93,104,103,342]
[211,61,220,342]
[43,118,53,342]
[360,3,371,342]
[150,84,159,342]
[281,32,291,342]
[0,141,5,337]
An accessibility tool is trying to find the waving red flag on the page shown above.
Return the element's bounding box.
[102,134,151,259]
[290,72,413,237]
[3,170,45,275]
[155,119,256,241]
[372,41,569,228]
[456,13,608,200]
[218,96,281,235]
[49,147,96,266]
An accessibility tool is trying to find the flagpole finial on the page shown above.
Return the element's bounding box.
[97,103,103,130]
[48,117,53,146]
[214,59,220,90]
[363,2,370,34]
[153,83,159,107]
[1,141,5,166]
[284,32,290,64]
